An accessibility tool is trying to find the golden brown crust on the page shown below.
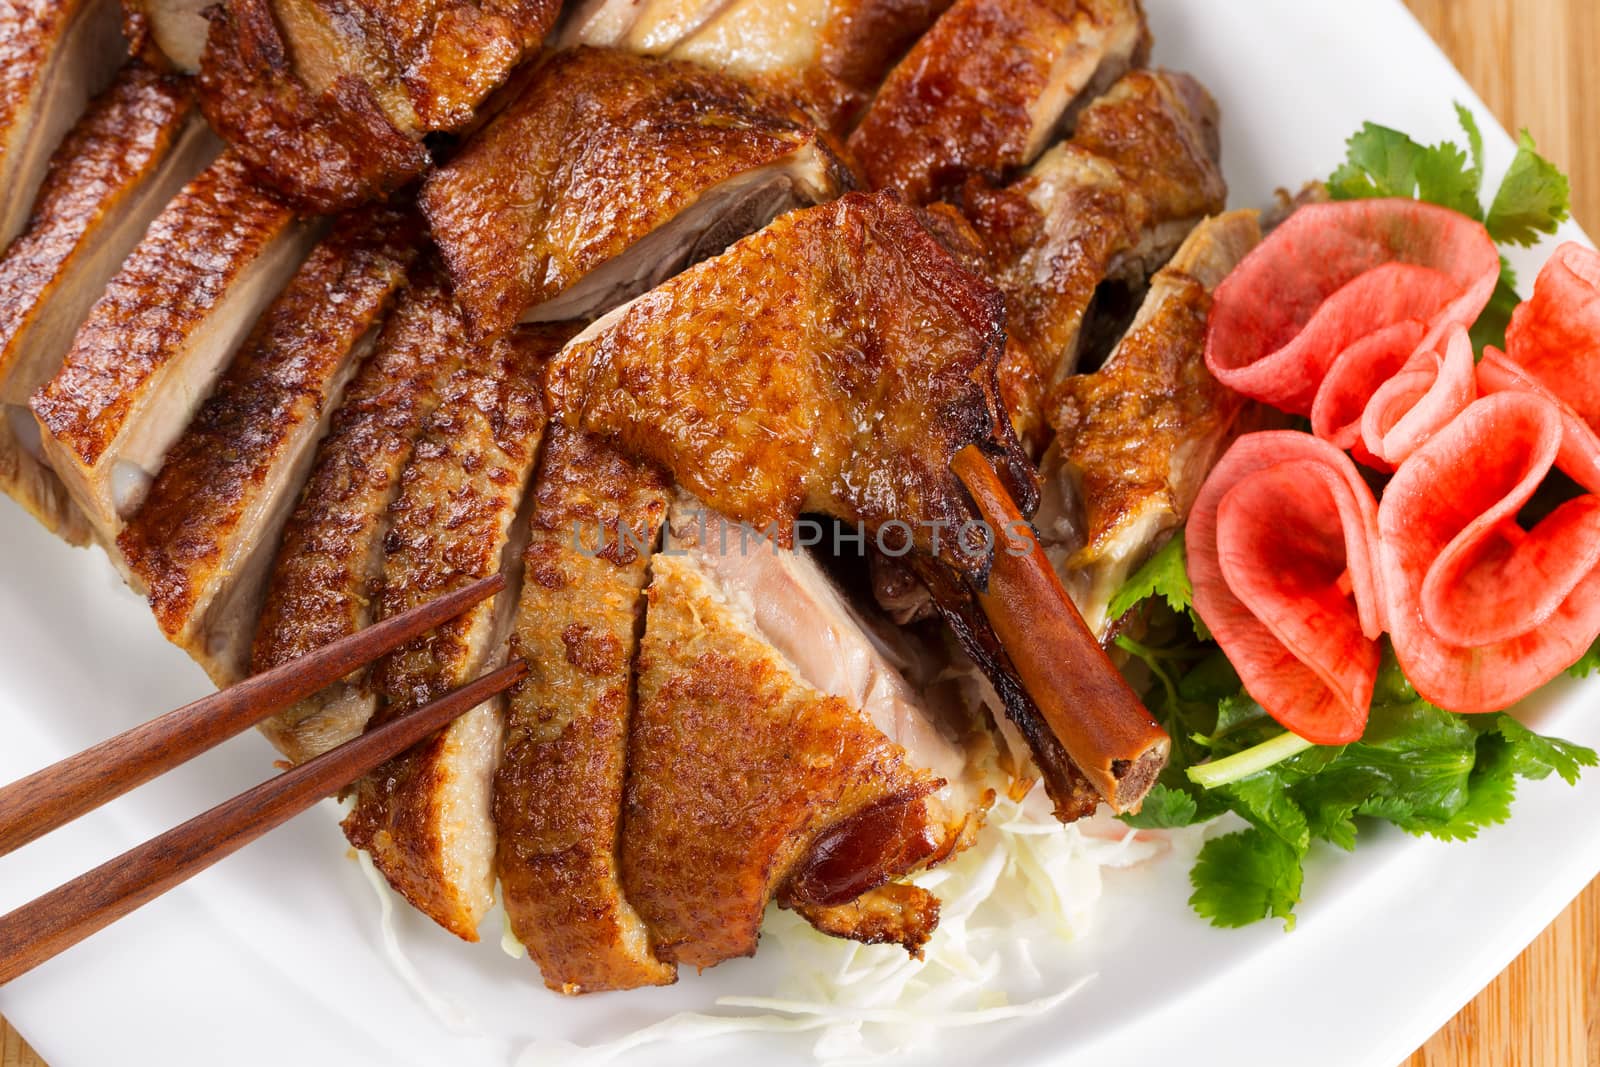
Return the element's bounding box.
[547,192,1030,576]
[848,0,1149,204]
[495,426,675,993]
[0,63,199,545]
[31,152,297,469]
[422,47,848,339]
[965,69,1225,431]
[621,551,940,969]
[252,275,470,763]
[344,325,558,940]
[197,0,431,213]
[789,882,941,957]
[116,206,419,671]
[0,0,125,247]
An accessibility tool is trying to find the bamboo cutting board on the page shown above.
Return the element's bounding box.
[4,1,1599,1065]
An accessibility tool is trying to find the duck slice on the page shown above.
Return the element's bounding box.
[849,0,1149,205]
[422,47,849,340]
[116,206,419,686]
[1042,210,1260,637]
[122,0,213,72]
[0,63,213,544]
[563,0,952,135]
[621,502,979,968]
[196,0,561,211]
[343,325,560,941]
[32,152,315,544]
[965,69,1224,444]
[251,274,470,765]
[0,0,126,249]
[495,425,675,994]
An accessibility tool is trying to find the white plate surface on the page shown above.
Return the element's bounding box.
[2,2,1596,1064]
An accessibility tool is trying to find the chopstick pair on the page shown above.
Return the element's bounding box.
[0,573,524,986]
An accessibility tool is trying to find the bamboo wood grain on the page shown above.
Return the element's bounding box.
[0,572,504,858]
[5,0,1599,1062]
[0,660,526,986]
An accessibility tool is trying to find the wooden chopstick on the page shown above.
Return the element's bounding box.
[0,658,526,986]
[0,573,505,858]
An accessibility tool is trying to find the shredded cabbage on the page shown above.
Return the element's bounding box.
[349,788,1187,1063]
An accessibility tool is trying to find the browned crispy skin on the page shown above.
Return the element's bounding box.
[1046,211,1260,634]
[197,0,559,210]
[116,206,419,684]
[848,0,1149,205]
[0,63,205,545]
[32,151,307,541]
[344,326,559,941]
[547,192,1033,576]
[422,47,850,339]
[966,69,1225,435]
[790,882,941,956]
[0,0,125,248]
[622,550,944,969]
[197,0,431,213]
[252,275,468,765]
[495,426,675,994]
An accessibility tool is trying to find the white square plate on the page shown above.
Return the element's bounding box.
[2,1,1595,1064]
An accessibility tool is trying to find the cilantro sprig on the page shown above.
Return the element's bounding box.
[1111,536,1597,930]
[1326,105,1571,350]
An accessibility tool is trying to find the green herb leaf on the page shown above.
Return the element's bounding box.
[1470,259,1522,352]
[1327,121,1482,219]
[1486,131,1572,247]
[1106,533,1209,638]
[1455,103,1485,185]
[1189,828,1303,930]
[1567,639,1600,680]
[1223,772,1311,852]
[1495,715,1599,785]
[1119,783,1202,829]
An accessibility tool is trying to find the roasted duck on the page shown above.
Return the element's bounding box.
[422,46,850,338]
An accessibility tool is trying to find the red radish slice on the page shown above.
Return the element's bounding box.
[1380,392,1600,713]
[1206,200,1499,414]
[1189,433,1384,744]
[1310,319,1428,470]
[1479,349,1600,494]
[1359,324,1477,468]
[1506,243,1600,433]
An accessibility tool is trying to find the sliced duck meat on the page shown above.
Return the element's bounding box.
[0,63,214,544]
[849,0,1150,205]
[343,325,560,941]
[1041,210,1260,638]
[116,206,419,686]
[196,0,561,211]
[252,274,470,766]
[422,47,850,339]
[965,69,1225,444]
[495,426,675,994]
[0,0,126,249]
[32,152,315,544]
[546,191,1030,577]
[562,0,953,134]
[620,513,975,969]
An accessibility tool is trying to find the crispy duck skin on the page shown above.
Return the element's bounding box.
[0,0,125,250]
[116,206,420,686]
[791,883,942,957]
[0,63,212,545]
[251,275,468,766]
[622,547,952,969]
[422,47,851,339]
[344,326,559,941]
[966,69,1225,440]
[562,0,953,134]
[196,0,560,211]
[32,151,313,544]
[1042,211,1260,637]
[196,0,431,214]
[849,0,1149,205]
[495,426,675,994]
[546,191,1035,577]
